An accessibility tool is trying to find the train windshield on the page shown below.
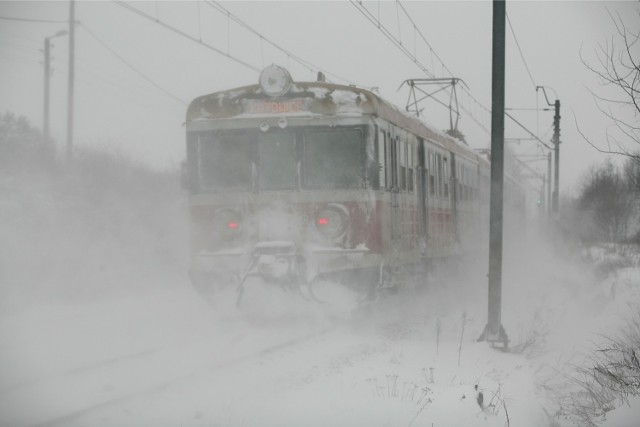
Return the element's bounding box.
[258,132,296,190]
[198,133,252,191]
[303,128,364,189]
[194,127,365,191]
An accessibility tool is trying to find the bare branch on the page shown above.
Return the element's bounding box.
[579,7,640,159]
[575,112,640,161]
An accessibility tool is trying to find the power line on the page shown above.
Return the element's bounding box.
[0,28,44,45]
[506,12,536,89]
[75,69,183,113]
[112,0,368,90]
[351,0,492,134]
[396,0,500,134]
[78,22,187,105]
[504,111,552,149]
[353,1,552,152]
[350,1,436,79]
[73,58,184,110]
[395,1,456,78]
[111,0,260,73]
[204,1,358,86]
[0,54,39,67]
[0,39,40,51]
[0,15,69,24]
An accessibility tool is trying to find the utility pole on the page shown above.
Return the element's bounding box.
[43,30,68,144]
[536,86,561,219]
[547,152,552,218]
[479,0,508,348]
[552,100,561,217]
[66,0,75,162]
[540,176,546,213]
[43,37,51,144]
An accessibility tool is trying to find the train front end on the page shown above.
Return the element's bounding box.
[184,66,383,305]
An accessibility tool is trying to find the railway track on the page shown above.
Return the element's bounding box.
[1,319,338,427]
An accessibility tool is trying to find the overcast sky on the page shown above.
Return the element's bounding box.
[1,0,638,195]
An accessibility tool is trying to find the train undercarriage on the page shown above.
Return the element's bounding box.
[189,239,440,315]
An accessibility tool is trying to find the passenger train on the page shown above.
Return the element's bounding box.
[183,65,524,306]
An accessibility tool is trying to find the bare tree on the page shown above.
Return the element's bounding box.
[624,154,640,191]
[578,8,640,161]
[577,161,634,243]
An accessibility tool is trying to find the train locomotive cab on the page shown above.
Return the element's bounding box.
[185,65,383,304]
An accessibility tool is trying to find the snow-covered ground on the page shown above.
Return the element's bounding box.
[0,284,538,427]
[1,240,638,427]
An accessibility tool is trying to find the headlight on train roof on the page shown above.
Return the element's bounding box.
[315,204,349,239]
[212,209,242,240]
[259,64,293,97]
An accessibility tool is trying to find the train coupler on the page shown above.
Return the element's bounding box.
[236,241,306,306]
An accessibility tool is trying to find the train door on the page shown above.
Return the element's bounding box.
[450,154,459,243]
[389,132,401,250]
[441,152,454,248]
[417,138,428,256]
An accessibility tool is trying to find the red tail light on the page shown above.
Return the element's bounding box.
[315,204,349,238]
[212,209,242,240]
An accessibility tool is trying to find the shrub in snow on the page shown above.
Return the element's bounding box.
[0,114,188,309]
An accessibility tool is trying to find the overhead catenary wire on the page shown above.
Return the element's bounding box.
[111,0,362,89]
[506,12,537,90]
[395,0,494,128]
[504,111,552,150]
[0,28,44,45]
[0,38,40,52]
[0,15,69,24]
[353,0,552,156]
[0,53,40,67]
[203,1,359,87]
[394,1,456,79]
[351,0,492,134]
[79,22,187,106]
[60,64,183,114]
[72,55,183,109]
[111,0,260,73]
[350,0,436,79]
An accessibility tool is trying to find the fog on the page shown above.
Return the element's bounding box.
[1,1,640,425]
[1,1,638,187]
[1,144,638,426]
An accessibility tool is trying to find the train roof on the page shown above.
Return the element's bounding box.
[187,68,484,164]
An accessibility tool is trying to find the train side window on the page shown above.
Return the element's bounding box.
[407,143,414,193]
[377,130,386,190]
[443,156,449,199]
[468,168,472,201]
[469,168,478,200]
[468,166,472,201]
[399,139,407,191]
[456,164,464,200]
[461,165,466,201]
[436,153,443,198]
[461,164,466,201]
[423,147,429,195]
[470,167,474,200]
[429,152,435,196]
[390,135,398,189]
[385,133,393,189]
